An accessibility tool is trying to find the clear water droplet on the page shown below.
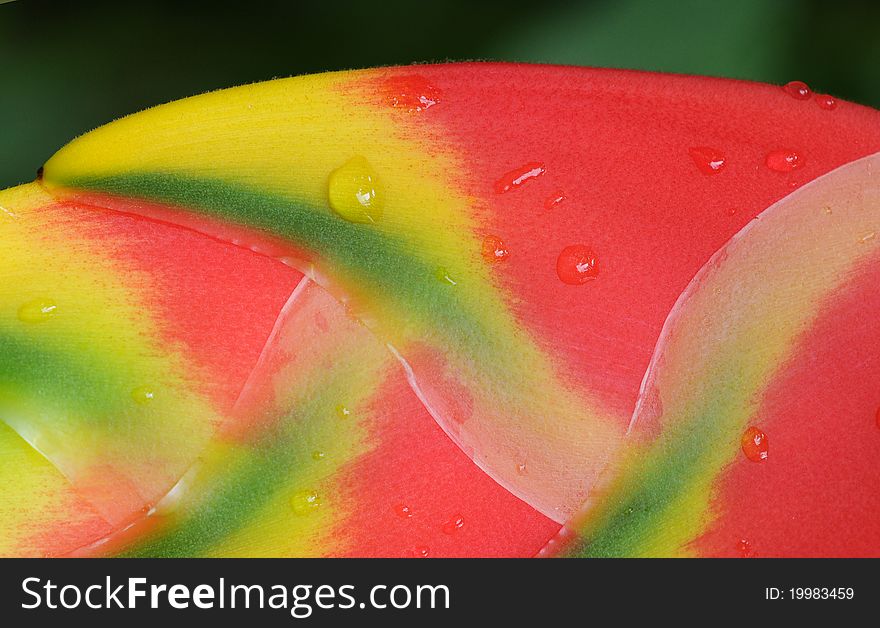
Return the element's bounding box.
[291,489,322,515]
[441,514,464,535]
[556,245,599,285]
[494,162,545,194]
[435,267,457,286]
[859,231,876,244]
[328,156,384,224]
[383,75,441,112]
[335,404,351,420]
[688,147,726,174]
[783,80,811,100]
[544,191,566,210]
[131,386,156,405]
[516,462,527,475]
[741,426,769,462]
[765,149,803,172]
[481,235,509,263]
[393,503,413,519]
[815,94,837,110]
[311,450,326,461]
[17,299,58,324]
[408,546,430,558]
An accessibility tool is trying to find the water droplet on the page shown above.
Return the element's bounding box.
[516,462,527,475]
[17,299,58,324]
[481,235,509,263]
[741,426,769,462]
[765,149,803,172]
[328,156,383,224]
[131,386,156,405]
[393,503,413,519]
[824,206,833,215]
[815,94,837,110]
[383,75,441,112]
[335,404,351,420]
[738,539,752,557]
[556,245,599,285]
[441,514,464,534]
[859,231,876,244]
[311,450,326,461]
[407,546,430,558]
[688,147,726,175]
[435,267,457,286]
[544,191,566,210]
[783,80,811,100]
[291,489,321,515]
[494,162,545,194]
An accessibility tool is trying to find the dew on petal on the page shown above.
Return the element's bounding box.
[741,426,769,462]
[131,386,156,405]
[556,245,599,285]
[481,235,510,263]
[441,514,464,534]
[688,146,726,175]
[544,191,566,210]
[393,503,413,519]
[783,80,811,100]
[328,156,383,224]
[383,75,441,112]
[494,162,545,194]
[17,298,58,324]
[815,94,837,110]
[291,489,322,515]
[765,149,803,172]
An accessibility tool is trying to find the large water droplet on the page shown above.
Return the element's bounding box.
[556,245,599,285]
[131,386,156,405]
[765,149,803,172]
[815,94,837,110]
[494,162,545,194]
[688,147,726,175]
[481,235,509,263]
[783,81,811,100]
[328,156,384,224]
[383,75,441,112]
[291,489,322,515]
[17,299,58,324]
[741,426,769,462]
[441,514,464,535]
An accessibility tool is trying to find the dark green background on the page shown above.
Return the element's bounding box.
[1,0,878,189]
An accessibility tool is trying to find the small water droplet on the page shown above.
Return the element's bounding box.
[824,206,833,215]
[688,147,726,175]
[516,462,527,475]
[441,514,464,534]
[407,546,430,558]
[738,539,752,557]
[556,245,599,285]
[393,503,413,519]
[783,80,811,100]
[17,299,58,324]
[291,489,321,515]
[328,156,383,224]
[726,207,738,217]
[494,162,545,194]
[741,426,769,462]
[383,75,441,112]
[435,267,457,285]
[765,149,803,172]
[544,191,566,210]
[815,94,837,110]
[131,386,156,405]
[335,404,352,420]
[311,450,326,461]
[481,235,509,263]
[859,231,876,244]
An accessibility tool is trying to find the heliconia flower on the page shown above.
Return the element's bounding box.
[2,63,880,556]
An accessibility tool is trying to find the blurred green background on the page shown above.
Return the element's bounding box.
[1,0,878,188]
